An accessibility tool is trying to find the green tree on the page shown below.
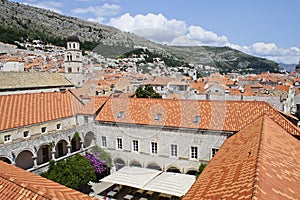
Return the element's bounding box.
[196,163,207,178]
[41,154,96,190]
[135,84,161,98]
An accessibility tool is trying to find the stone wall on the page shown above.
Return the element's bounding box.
[95,122,230,173]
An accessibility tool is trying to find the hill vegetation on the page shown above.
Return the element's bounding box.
[0,0,281,74]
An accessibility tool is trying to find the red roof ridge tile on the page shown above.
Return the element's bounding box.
[0,171,53,199]
[0,161,96,200]
[184,115,300,199]
[96,98,300,136]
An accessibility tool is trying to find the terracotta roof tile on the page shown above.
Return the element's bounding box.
[229,88,242,96]
[190,81,206,93]
[78,96,109,115]
[0,91,83,131]
[183,115,300,200]
[275,85,290,93]
[96,98,300,136]
[0,161,95,200]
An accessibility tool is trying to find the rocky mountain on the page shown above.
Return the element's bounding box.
[0,0,281,73]
[278,63,297,72]
[164,46,281,74]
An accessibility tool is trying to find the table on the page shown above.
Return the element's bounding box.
[124,194,134,200]
[106,190,117,197]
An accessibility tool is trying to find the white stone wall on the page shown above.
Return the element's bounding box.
[77,115,95,125]
[0,117,77,144]
[95,123,229,173]
[63,73,85,87]
[0,61,24,71]
[0,122,95,167]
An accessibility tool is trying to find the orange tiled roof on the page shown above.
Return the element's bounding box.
[275,85,290,93]
[190,81,206,93]
[0,91,83,131]
[0,161,95,200]
[96,98,299,136]
[229,88,242,96]
[243,88,255,96]
[78,96,109,115]
[183,115,300,200]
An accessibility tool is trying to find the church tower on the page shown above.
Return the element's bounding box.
[63,35,84,87]
[64,35,82,73]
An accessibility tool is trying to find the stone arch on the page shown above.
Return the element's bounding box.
[166,166,181,173]
[114,158,126,171]
[15,150,34,170]
[55,139,68,159]
[0,156,12,164]
[37,144,52,165]
[71,132,82,153]
[84,131,95,148]
[146,162,162,171]
[129,160,142,168]
[185,168,199,176]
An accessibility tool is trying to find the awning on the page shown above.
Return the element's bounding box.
[142,172,196,197]
[99,166,196,197]
[89,181,114,194]
[100,166,162,189]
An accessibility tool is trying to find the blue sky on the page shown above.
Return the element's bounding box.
[13,0,300,64]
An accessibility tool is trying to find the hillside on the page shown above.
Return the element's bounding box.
[0,0,281,74]
[164,46,281,74]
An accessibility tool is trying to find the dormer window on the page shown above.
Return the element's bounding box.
[117,111,124,119]
[193,115,201,123]
[154,113,161,121]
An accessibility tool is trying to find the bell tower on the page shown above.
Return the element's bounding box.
[64,35,82,73]
[63,35,84,87]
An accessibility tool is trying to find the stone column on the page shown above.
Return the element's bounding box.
[80,141,84,150]
[67,144,71,155]
[52,150,56,161]
[32,155,37,168]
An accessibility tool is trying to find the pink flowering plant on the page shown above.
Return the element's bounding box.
[85,152,106,174]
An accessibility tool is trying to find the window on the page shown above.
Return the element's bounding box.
[116,138,123,150]
[41,127,47,134]
[23,131,29,138]
[84,116,89,123]
[193,115,201,123]
[151,142,158,154]
[190,146,198,159]
[117,111,124,119]
[101,136,107,148]
[132,140,139,152]
[56,124,62,130]
[4,135,11,143]
[154,113,161,121]
[170,144,177,157]
[212,148,219,158]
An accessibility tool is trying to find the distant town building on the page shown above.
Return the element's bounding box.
[0,57,24,72]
